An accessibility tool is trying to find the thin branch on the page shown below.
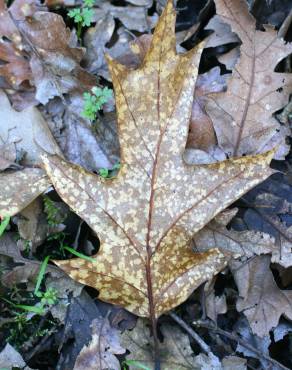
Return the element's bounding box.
[195,320,290,370]
[169,312,213,355]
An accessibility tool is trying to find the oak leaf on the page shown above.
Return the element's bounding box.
[74,317,125,370]
[205,0,292,158]
[42,0,274,318]
[231,255,292,337]
[192,208,284,263]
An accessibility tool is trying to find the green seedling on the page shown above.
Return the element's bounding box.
[34,255,50,297]
[43,195,66,226]
[82,86,113,121]
[64,245,95,262]
[39,287,58,306]
[68,0,95,39]
[1,255,57,314]
[99,162,121,178]
[0,216,10,237]
[34,255,58,306]
[122,361,152,370]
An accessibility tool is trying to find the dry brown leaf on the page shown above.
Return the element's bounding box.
[0,90,62,165]
[0,0,39,87]
[192,208,284,262]
[93,3,156,33]
[0,1,95,105]
[22,12,95,104]
[0,89,61,217]
[42,1,274,319]
[0,343,33,370]
[121,318,222,370]
[205,15,240,49]
[73,317,125,370]
[0,142,20,171]
[231,255,292,337]
[205,0,292,158]
[0,233,61,287]
[222,356,247,370]
[83,13,115,74]
[185,67,227,164]
[205,277,227,322]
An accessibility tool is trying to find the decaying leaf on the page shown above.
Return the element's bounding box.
[42,1,274,319]
[234,317,271,368]
[205,15,240,49]
[221,356,247,370]
[74,317,125,370]
[0,343,33,370]
[192,208,289,265]
[121,318,222,370]
[93,2,156,33]
[15,197,65,253]
[205,0,292,158]
[235,173,292,268]
[231,255,292,337]
[0,89,61,217]
[0,233,61,287]
[185,67,227,164]
[0,0,36,88]
[205,277,227,322]
[0,0,95,105]
[0,90,62,165]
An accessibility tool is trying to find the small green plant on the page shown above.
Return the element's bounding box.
[68,0,95,39]
[5,311,56,349]
[82,86,113,121]
[1,255,58,314]
[0,216,10,237]
[99,162,121,178]
[43,195,65,226]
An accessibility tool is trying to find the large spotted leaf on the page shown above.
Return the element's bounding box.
[42,0,273,318]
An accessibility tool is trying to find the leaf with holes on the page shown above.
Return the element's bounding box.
[42,0,274,320]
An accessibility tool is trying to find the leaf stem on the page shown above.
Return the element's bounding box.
[145,257,160,370]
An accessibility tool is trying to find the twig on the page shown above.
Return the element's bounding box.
[73,220,84,250]
[169,312,212,355]
[195,320,290,370]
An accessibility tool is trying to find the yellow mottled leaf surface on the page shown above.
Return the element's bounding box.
[42,0,273,318]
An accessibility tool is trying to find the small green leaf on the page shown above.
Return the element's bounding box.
[0,216,10,237]
[34,255,50,296]
[82,87,113,121]
[123,360,152,370]
[84,0,95,6]
[68,8,82,23]
[81,7,94,27]
[99,168,109,178]
[64,246,95,262]
[1,297,45,314]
